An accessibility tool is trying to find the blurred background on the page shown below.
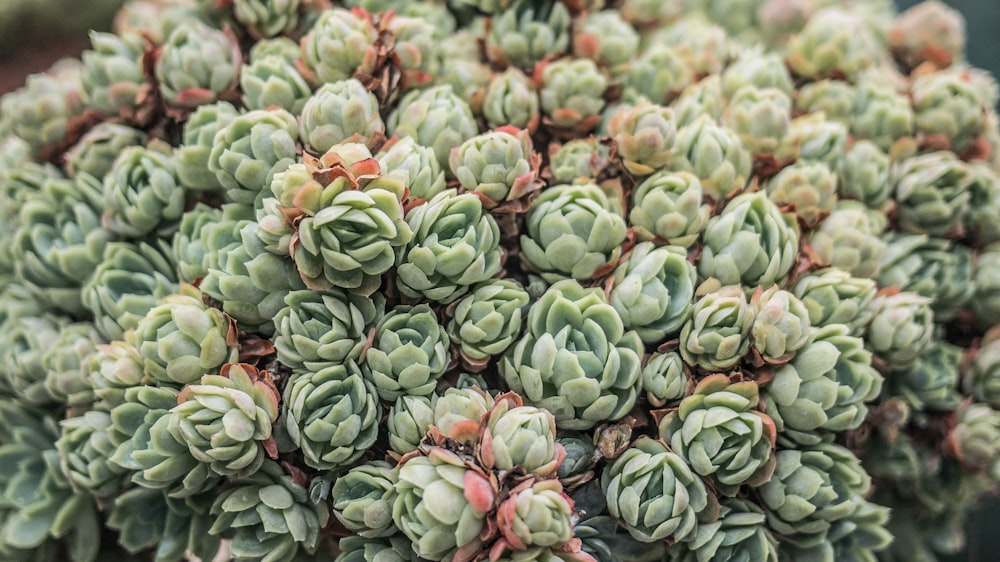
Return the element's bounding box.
[0,0,999,559]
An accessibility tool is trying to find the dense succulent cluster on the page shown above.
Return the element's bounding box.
[1,0,999,561]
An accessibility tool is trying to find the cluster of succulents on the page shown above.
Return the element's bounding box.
[2,0,1000,561]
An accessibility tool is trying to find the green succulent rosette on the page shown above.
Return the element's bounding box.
[889,0,965,70]
[502,279,643,430]
[449,127,538,205]
[387,395,435,457]
[750,286,811,366]
[573,513,668,562]
[209,460,330,561]
[791,268,877,336]
[200,221,307,335]
[233,0,301,39]
[155,20,241,108]
[538,58,608,132]
[808,202,887,280]
[432,386,494,440]
[496,479,575,551]
[124,408,223,499]
[14,173,112,315]
[103,145,186,238]
[659,375,776,496]
[667,116,751,202]
[274,288,383,373]
[851,78,915,152]
[785,8,876,81]
[911,69,986,153]
[298,7,377,85]
[331,461,397,539]
[240,54,312,114]
[796,80,856,125]
[647,16,730,76]
[171,203,253,284]
[57,410,127,498]
[642,351,690,408]
[86,340,147,409]
[207,108,298,206]
[890,339,962,413]
[447,279,529,371]
[629,171,710,247]
[892,151,972,238]
[80,31,145,116]
[106,487,220,562]
[756,443,871,547]
[42,322,101,408]
[670,497,778,562]
[483,68,541,131]
[389,14,443,89]
[172,363,280,478]
[609,242,697,343]
[521,183,627,283]
[556,431,596,482]
[547,138,610,185]
[779,498,892,562]
[765,160,837,229]
[2,315,64,405]
[573,9,638,72]
[82,240,178,342]
[762,324,883,445]
[392,447,495,561]
[0,64,85,157]
[722,47,793,99]
[284,360,379,470]
[867,291,935,370]
[602,436,713,543]
[132,285,239,386]
[672,75,726,129]
[607,102,676,176]
[397,188,502,303]
[335,534,419,562]
[106,385,179,473]
[0,403,100,562]
[775,114,847,169]
[260,145,412,294]
[386,85,479,168]
[65,122,147,181]
[300,79,384,154]
[948,402,1000,476]
[174,101,240,191]
[362,304,450,401]
[723,86,791,155]
[485,0,570,68]
[376,136,447,201]
[877,233,974,322]
[483,397,564,476]
[679,283,755,372]
[624,43,692,105]
[698,191,799,290]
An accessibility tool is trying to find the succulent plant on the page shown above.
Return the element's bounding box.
[392,447,495,561]
[284,360,379,470]
[447,279,530,370]
[79,31,145,116]
[64,122,147,180]
[300,79,384,154]
[698,191,800,290]
[483,68,541,131]
[387,85,479,168]
[502,280,643,430]
[659,375,776,496]
[521,183,627,283]
[103,145,186,238]
[609,242,697,343]
[362,304,450,401]
[210,460,329,561]
[3,1,1000,559]
[602,436,712,543]
[397,188,502,303]
[172,363,280,478]
[132,285,240,386]
[298,7,377,85]
[155,21,241,108]
[486,0,571,68]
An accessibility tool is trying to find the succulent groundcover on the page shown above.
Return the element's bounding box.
[3,0,1000,560]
